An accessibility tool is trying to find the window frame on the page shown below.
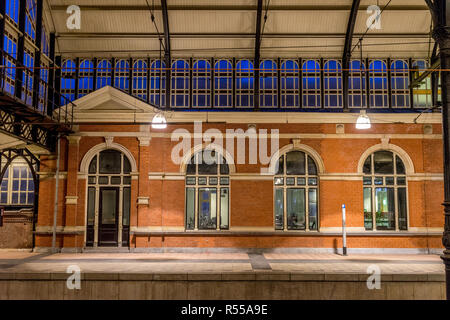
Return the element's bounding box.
[274,150,319,232]
[185,150,230,231]
[362,151,409,231]
[0,159,35,206]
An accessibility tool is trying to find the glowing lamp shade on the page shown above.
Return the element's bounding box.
[151,112,167,129]
[356,110,371,129]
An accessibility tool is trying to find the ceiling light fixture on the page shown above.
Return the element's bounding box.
[151,112,167,129]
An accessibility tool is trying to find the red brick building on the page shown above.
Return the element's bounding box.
[30,86,444,253]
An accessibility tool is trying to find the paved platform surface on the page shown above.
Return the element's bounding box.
[0,251,444,275]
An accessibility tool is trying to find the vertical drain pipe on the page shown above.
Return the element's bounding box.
[51,135,61,252]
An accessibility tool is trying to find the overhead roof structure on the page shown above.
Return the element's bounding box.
[44,0,435,59]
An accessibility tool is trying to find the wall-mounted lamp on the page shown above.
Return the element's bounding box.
[151,112,167,129]
[356,110,371,129]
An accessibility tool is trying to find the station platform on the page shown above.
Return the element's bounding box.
[0,251,446,300]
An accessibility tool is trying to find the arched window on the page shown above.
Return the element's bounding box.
[259,60,277,107]
[349,60,366,108]
[171,59,190,107]
[362,150,407,231]
[412,59,432,108]
[214,59,233,107]
[185,150,230,230]
[0,158,35,205]
[96,59,112,89]
[114,59,129,91]
[391,60,410,108]
[6,0,20,25]
[86,149,132,247]
[24,0,37,41]
[280,60,299,108]
[302,60,321,107]
[61,59,76,104]
[323,60,342,108]
[369,60,388,108]
[274,151,319,231]
[150,59,166,107]
[192,59,211,107]
[132,59,148,101]
[235,59,254,108]
[78,59,94,98]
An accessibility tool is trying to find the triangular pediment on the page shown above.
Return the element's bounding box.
[62,86,160,114]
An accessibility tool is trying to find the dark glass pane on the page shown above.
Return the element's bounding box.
[297,177,306,185]
[374,177,383,185]
[375,187,395,230]
[186,155,196,174]
[88,155,97,174]
[123,157,131,174]
[198,177,207,185]
[111,176,121,185]
[286,151,305,175]
[98,176,108,184]
[198,151,218,175]
[374,151,394,174]
[276,156,284,175]
[220,157,229,174]
[363,177,372,185]
[396,155,405,174]
[274,188,284,230]
[274,177,284,185]
[397,177,406,185]
[209,177,218,185]
[198,188,217,229]
[101,189,117,224]
[286,177,295,185]
[287,188,306,230]
[186,176,196,185]
[27,192,34,204]
[308,156,317,175]
[88,176,96,184]
[123,176,131,185]
[87,187,95,225]
[308,189,318,230]
[363,156,371,174]
[385,177,394,185]
[122,187,131,226]
[220,177,229,185]
[308,178,317,186]
[186,188,195,230]
[220,188,229,229]
[398,188,408,230]
[99,150,121,174]
[364,187,373,230]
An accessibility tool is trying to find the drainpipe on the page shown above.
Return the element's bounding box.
[51,135,61,253]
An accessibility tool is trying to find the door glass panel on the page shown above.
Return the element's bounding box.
[375,187,395,230]
[308,189,317,230]
[101,189,117,224]
[363,156,371,174]
[364,187,373,230]
[287,188,306,230]
[274,188,284,230]
[398,187,407,230]
[396,155,405,174]
[307,156,317,175]
[275,156,284,175]
[87,187,95,225]
[198,188,217,229]
[99,150,121,174]
[374,151,394,174]
[286,151,305,175]
[122,187,130,226]
[186,188,195,230]
[123,157,131,174]
[88,155,97,174]
[220,188,229,229]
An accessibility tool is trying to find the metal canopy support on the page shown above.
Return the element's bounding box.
[14,0,27,99]
[47,33,56,116]
[342,0,361,112]
[161,0,171,109]
[254,0,263,111]
[0,0,6,67]
[32,0,44,110]
[427,0,450,300]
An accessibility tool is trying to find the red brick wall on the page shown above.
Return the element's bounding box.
[34,122,445,250]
